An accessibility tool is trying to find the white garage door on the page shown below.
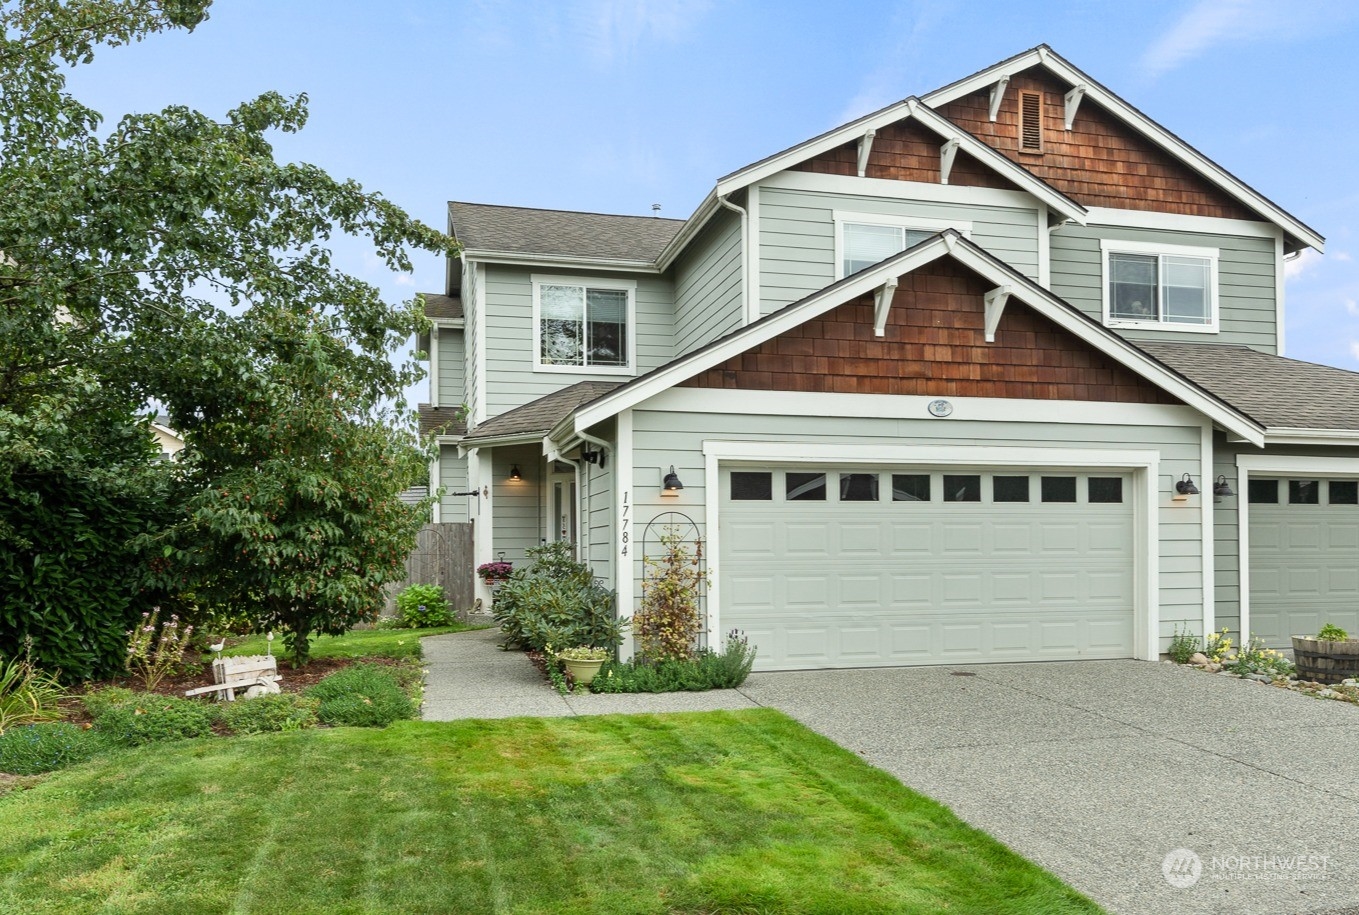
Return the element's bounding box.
[1248,477,1359,647]
[719,465,1136,670]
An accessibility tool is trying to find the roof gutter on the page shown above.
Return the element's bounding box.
[655,190,720,271]
[458,248,661,273]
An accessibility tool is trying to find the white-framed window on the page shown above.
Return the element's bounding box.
[531,275,636,375]
[1100,239,1219,332]
[833,211,973,279]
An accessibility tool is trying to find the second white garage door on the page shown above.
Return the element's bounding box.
[719,465,1136,670]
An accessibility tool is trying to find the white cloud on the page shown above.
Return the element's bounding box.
[1350,340,1359,363]
[1140,0,1355,80]
[1284,248,1323,280]
[1346,299,1359,317]
[1335,251,1353,262]
[571,0,712,66]
[392,273,416,288]
[834,0,958,125]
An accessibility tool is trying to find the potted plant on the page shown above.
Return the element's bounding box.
[477,560,513,587]
[558,646,610,686]
[1292,623,1359,684]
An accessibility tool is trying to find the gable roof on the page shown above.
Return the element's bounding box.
[420,292,463,321]
[418,404,468,438]
[448,201,683,268]
[921,45,1323,253]
[562,231,1265,446]
[462,380,622,446]
[1137,342,1359,435]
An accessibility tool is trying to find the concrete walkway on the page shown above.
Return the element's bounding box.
[420,627,759,720]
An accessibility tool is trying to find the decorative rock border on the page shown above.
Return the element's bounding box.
[1170,655,1359,706]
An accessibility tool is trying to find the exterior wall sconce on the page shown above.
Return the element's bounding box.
[581,448,607,469]
[1212,474,1235,503]
[662,466,684,495]
[1173,473,1200,502]
[508,464,522,482]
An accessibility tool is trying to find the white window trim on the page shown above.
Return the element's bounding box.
[1099,238,1220,334]
[530,274,638,376]
[833,210,973,280]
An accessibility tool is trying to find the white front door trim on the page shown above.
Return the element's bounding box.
[1234,454,1359,642]
[703,441,1161,662]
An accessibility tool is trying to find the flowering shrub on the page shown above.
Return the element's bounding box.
[1168,624,1199,664]
[558,645,610,661]
[634,531,708,662]
[1222,635,1294,679]
[592,631,757,693]
[477,561,513,583]
[1203,628,1233,663]
[494,543,624,652]
[125,607,194,691]
[395,584,455,628]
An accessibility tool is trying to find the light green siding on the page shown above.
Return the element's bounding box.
[482,265,675,416]
[756,184,1041,315]
[491,445,542,564]
[436,327,465,409]
[462,260,480,417]
[1050,224,1279,352]
[438,446,471,523]
[627,408,1207,654]
[673,208,742,355]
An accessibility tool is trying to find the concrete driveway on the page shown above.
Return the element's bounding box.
[740,660,1359,915]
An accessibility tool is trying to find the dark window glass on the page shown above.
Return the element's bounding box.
[839,473,879,502]
[892,474,931,502]
[993,476,1030,503]
[1088,477,1124,504]
[786,472,826,502]
[731,472,772,501]
[1329,481,1359,505]
[943,475,981,502]
[1248,479,1278,504]
[1289,480,1320,505]
[1041,476,1077,503]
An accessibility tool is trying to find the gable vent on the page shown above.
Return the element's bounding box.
[1019,91,1043,153]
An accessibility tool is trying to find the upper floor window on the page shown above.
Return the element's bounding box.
[532,275,636,374]
[1100,239,1219,332]
[834,211,972,279]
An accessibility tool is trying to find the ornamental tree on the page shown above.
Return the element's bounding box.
[0,0,454,672]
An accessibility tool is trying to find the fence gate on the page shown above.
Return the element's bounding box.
[384,522,475,617]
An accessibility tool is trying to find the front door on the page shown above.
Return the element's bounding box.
[547,466,578,550]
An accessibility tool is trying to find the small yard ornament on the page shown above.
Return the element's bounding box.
[183,632,282,702]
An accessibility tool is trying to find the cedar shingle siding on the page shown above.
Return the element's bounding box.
[681,259,1178,404]
[939,68,1256,219]
[794,119,1020,190]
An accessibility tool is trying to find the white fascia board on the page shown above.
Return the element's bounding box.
[1085,207,1281,240]
[644,387,1205,428]
[434,434,465,446]
[702,439,1162,469]
[459,249,660,274]
[1263,430,1359,447]
[430,317,465,329]
[764,169,1040,209]
[923,50,1324,252]
[1239,453,1359,473]
[655,191,720,271]
[572,237,956,432]
[458,432,544,451]
[149,423,182,441]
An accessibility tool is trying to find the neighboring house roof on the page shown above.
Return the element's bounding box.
[398,485,430,505]
[462,380,623,446]
[448,201,684,267]
[421,292,463,321]
[1136,342,1359,434]
[562,231,1265,446]
[920,44,1324,253]
[418,404,467,438]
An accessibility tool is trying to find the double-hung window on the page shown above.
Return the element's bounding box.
[1101,240,1219,331]
[532,276,635,374]
[834,212,972,279]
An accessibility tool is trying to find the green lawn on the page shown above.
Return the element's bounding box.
[0,710,1099,914]
[224,624,483,662]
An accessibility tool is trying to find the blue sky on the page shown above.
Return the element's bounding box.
[65,0,1359,376]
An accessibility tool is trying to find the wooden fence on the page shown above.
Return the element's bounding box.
[383,522,476,618]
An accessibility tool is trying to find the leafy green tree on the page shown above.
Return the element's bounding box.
[0,0,454,672]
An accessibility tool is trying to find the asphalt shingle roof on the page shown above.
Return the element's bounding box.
[463,381,623,443]
[448,202,684,264]
[1137,342,1359,431]
[418,404,468,438]
[421,293,463,320]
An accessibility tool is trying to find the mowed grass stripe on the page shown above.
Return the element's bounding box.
[0,710,1101,914]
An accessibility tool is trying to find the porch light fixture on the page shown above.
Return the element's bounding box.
[580,448,607,469]
[1173,473,1199,502]
[662,466,684,495]
[1212,474,1235,502]
[508,464,522,482]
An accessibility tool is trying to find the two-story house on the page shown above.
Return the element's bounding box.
[417,45,1359,671]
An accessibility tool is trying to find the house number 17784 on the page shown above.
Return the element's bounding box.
[620,491,629,557]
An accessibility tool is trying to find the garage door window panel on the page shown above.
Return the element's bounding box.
[1041,476,1078,503]
[839,473,880,502]
[786,472,826,502]
[1289,480,1320,505]
[1088,477,1123,504]
[731,472,772,501]
[943,475,981,502]
[1330,481,1359,505]
[1249,479,1279,503]
[892,474,931,502]
[993,475,1030,503]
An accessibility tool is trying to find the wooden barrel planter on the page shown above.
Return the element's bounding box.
[1291,636,1359,685]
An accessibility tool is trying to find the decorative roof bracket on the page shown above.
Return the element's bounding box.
[856,128,876,178]
[1064,85,1086,131]
[983,284,1012,343]
[939,138,960,185]
[988,76,1010,122]
[873,276,899,337]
